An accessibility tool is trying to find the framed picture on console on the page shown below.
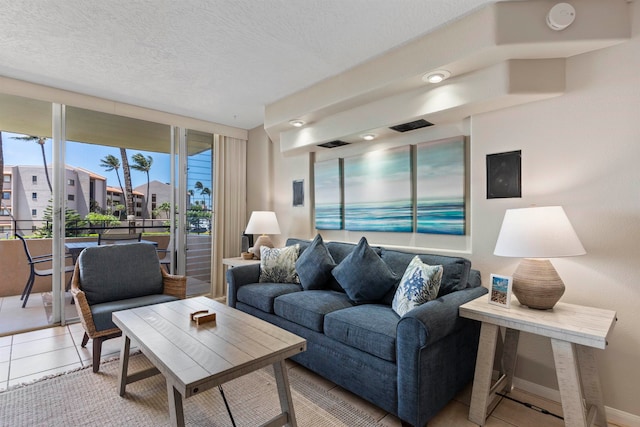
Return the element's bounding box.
[489,274,513,308]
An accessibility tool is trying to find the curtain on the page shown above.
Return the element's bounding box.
[211,135,247,298]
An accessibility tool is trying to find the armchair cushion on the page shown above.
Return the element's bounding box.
[78,243,163,305]
[91,294,178,331]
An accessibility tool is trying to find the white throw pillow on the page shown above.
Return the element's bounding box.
[259,245,300,284]
[392,256,443,317]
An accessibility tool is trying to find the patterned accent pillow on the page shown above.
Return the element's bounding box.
[392,256,443,317]
[259,244,300,284]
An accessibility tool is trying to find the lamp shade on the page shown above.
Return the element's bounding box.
[245,211,281,235]
[494,206,585,258]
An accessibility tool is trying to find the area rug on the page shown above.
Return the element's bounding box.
[0,353,383,426]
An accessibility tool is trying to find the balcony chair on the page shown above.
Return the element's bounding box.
[157,235,174,272]
[71,242,186,372]
[16,234,75,308]
[97,232,141,245]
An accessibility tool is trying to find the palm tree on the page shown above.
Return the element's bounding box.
[194,181,211,209]
[201,187,211,210]
[100,154,125,197]
[131,153,153,218]
[120,148,135,218]
[11,135,52,193]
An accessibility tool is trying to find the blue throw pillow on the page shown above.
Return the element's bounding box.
[392,256,443,317]
[295,234,336,290]
[331,237,398,304]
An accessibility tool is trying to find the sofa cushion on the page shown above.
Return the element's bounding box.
[78,243,163,306]
[380,248,471,301]
[274,290,353,332]
[392,256,443,317]
[295,234,337,290]
[259,245,300,284]
[285,238,311,254]
[324,305,400,362]
[237,283,302,313]
[91,294,178,332]
[332,237,398,304]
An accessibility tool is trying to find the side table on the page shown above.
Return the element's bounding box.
[459,296,616,427]
[222,257,260,304]
[222,256,261,268]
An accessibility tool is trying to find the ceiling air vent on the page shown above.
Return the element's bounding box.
[317,140,350,149]
[389,119,434,133]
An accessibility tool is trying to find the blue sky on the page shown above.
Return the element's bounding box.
[2,131,171,189]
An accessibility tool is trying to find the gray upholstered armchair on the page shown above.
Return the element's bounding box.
[71,242,186,372]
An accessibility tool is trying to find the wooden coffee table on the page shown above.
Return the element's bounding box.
[112,296,306,427]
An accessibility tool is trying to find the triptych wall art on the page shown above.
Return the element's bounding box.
[314,136,466,235]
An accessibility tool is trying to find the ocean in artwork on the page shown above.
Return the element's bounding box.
[314,159,343,230]
[416,199,465,235]
[344,146,412,232]
[492,276,510,293]
[416,138,466,235]
[315,203,343,230]
[345,200,413,232]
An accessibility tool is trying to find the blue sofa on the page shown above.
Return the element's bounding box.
[226,238,487,427]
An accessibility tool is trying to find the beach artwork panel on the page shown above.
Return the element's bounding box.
[343,146,412,232]
[416,138,466,235]
[314,159,343,230]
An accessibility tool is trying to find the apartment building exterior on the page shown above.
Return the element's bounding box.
[1,164,146,236]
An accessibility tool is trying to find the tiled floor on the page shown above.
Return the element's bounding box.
[0,322,566,427]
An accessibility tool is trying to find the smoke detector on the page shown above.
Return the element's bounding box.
[547,3,576,31]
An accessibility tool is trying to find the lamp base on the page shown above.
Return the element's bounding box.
[512,258,565,310]
[249,235,274,260]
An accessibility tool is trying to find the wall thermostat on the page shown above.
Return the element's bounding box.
[547,3,576,31]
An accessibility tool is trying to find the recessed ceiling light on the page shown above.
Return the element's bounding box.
[289,119,305,127]
[361,134,376,141]
[422,70,451,84]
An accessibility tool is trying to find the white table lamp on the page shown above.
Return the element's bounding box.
[245,211,281,259]
[494,206,585,309]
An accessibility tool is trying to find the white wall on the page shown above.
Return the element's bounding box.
[247,2,640,417]
[470,6,640,414]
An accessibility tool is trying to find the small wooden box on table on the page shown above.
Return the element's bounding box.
[112,296,306,427]
[459,296,616,427]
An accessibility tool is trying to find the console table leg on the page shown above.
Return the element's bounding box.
[502,328,520,391]
[576,345,607,426]
[118,335,131,396]
[469,322,499,426]
[551,339,588,427]
[167,382,185,427]
[273,360,297,427]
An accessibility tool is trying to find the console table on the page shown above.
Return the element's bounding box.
[459,296,616,427]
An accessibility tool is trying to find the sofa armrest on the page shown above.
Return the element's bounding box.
[396,285,488,426]
[226,264,261,307]
[398,285,488,347]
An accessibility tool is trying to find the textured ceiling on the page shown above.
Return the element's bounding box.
[0,0,500,130]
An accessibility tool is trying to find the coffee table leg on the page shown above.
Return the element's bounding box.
[118,335,131,396]
[167,381,185,427]
[273,360,297,427]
